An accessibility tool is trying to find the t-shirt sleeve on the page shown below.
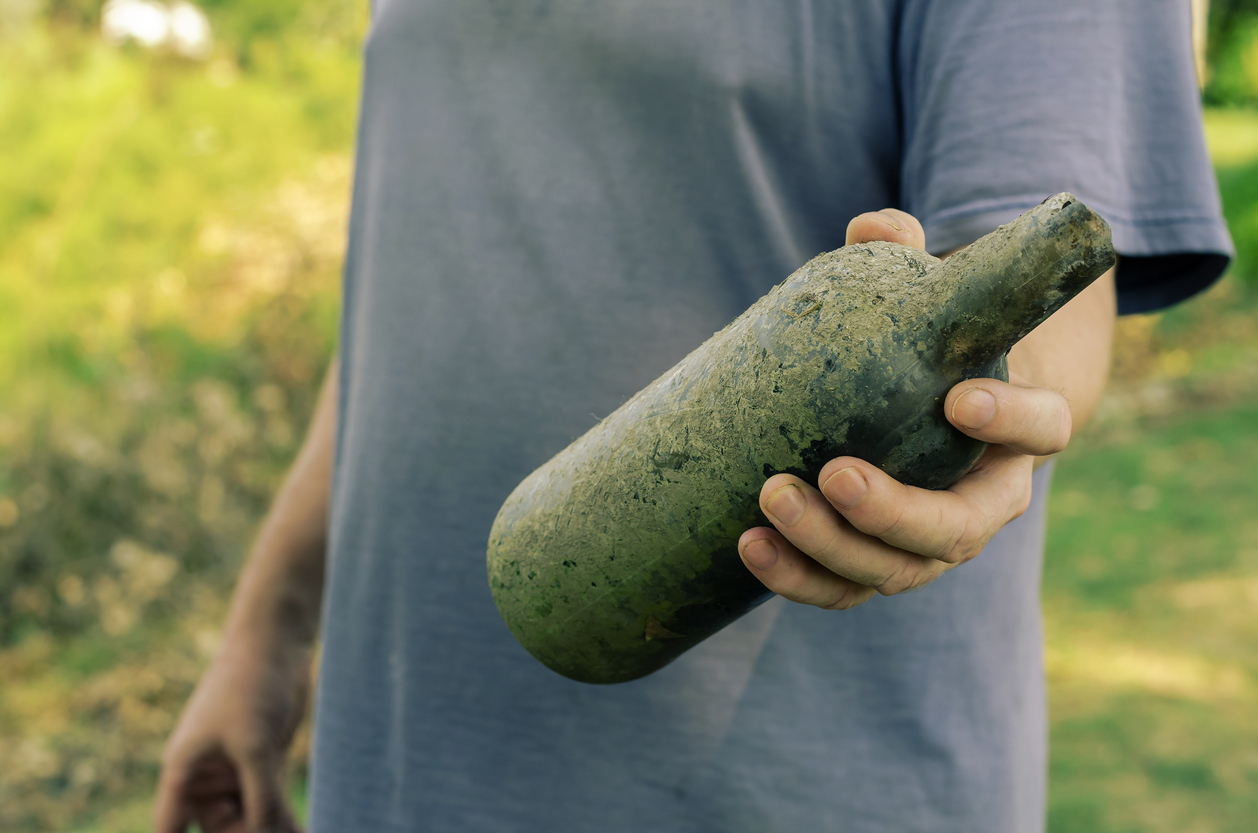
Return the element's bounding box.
[898,0,1233,314]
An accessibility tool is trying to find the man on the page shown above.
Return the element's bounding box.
[156,1,1231,831]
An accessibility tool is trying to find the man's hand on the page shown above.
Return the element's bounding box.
[155,359,338,833]
[154,638,310,833]
[737,208,1114,609]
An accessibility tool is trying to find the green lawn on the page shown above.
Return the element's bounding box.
[1045,396,1258,832]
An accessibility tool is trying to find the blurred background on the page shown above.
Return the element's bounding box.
[0,1,1255,831]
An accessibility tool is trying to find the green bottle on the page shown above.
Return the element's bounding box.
[487,193,1115,684]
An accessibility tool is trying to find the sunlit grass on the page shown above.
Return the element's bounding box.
[1044,400,1258,832]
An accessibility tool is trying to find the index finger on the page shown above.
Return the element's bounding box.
[817,448,1035,565]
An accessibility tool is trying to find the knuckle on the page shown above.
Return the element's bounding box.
[1033,394,1072,455]
[920,503,967,563]
[879,559,950,595]
[932,523,968,564]
[942,512,987,564]
[236,737,277,766]
[876,561,919,596]
[811,526,849,569]
[823,584,872,611]
[783,581,831,610]
[760,556,813,604]
[867,501,908,540]
[955,541,984,565]
[1047,403,1072,454]
[916,562,947,588]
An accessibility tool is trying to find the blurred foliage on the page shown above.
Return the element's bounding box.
[0,1,1255,832]
[0,1,361,828]
[1202,2,1258,292]
[1213,112,1258,289]
[1207,0,1258,107]
[0,1,361,634]
[40,0,361,60]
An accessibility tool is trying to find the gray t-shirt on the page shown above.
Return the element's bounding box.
[310,1,1230,831]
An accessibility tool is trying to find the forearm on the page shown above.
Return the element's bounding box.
[221,357,339,651]
[1008,266,1117,448]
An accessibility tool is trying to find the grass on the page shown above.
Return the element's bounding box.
[1045,394,1258,832]
[1048,405,1258,608]
[0,10,1257,833]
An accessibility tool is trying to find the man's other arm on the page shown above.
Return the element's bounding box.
[154,357,338,833]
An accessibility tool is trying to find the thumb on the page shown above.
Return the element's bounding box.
[845,208,926,250]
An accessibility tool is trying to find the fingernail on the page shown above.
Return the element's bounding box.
[766,484,806,525]
[742,538,779,571]
[952,388,997,430]
[822,467,867,508]
[876,210,904,231]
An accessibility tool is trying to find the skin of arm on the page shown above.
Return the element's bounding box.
[221,355,336,659]
[738,209,1117,609]
[154,358,338,833]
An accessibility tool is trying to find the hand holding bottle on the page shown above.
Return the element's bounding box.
[738,208,1116,609]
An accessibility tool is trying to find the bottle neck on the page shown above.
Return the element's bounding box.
[927,195,1115,370]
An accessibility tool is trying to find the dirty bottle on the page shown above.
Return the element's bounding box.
[487,193,1115,684]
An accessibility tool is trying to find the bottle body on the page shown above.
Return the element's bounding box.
[487,244,1003,684]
